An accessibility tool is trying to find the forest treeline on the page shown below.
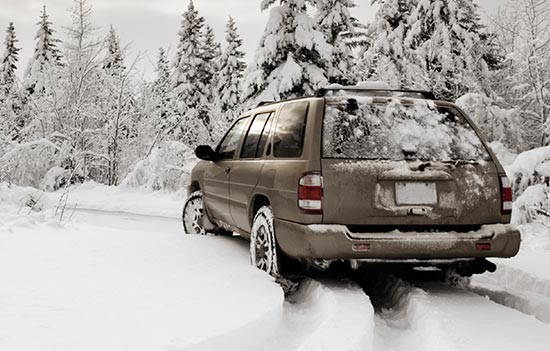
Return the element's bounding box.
[0,0,548,190]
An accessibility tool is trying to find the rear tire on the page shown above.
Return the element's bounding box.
[250,206,279,276]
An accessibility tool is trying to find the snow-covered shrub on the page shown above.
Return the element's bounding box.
[488,141,517,168]
[508,147,550,198]
[0,139,59,188]
[40,166,71,191]
[456,93,524,152]
[121,141,198,191]
[513,184,550,226]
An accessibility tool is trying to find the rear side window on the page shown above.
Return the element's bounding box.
[217,117,249,160]
[273,101,309,158]
[241,112,273,159]
[322,98,490,161]
[255,114,273,158]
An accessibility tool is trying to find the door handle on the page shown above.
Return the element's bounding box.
[224,167,231,174]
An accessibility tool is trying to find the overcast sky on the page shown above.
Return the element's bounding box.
[1,0,508,80]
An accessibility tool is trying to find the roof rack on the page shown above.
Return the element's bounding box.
[256,101,273,107]
[255,95,312,108]
[316,87,436,100]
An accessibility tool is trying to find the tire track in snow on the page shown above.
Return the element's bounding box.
[362,276,550,351]
[250,278,375,351]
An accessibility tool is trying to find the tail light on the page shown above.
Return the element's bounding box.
[298,172,323,214]
[499,175,512,215]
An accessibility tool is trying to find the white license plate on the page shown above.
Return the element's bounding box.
[395,182,437,205]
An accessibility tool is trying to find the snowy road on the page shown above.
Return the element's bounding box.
[2,207,549,350]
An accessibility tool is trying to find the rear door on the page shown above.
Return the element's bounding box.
[203,117,249,227]
[320,98,501,226]
[229,112,275,231]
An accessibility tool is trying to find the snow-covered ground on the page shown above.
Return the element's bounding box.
[1,181,550,350]
[0,207,283,351]
[374,280,549,351]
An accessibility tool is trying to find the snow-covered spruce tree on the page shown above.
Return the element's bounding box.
[0,22,23,141]
[171,0,211,143]
[314,0,357,85]
[141,47,175,155]
[403,0,482,100]
[200,24,221,93]
[243,0,331,104]
[216,16,246,121]
[0,23,20,99]
[152,47,172,122]
[103,26,124,72]
[361,0,417,87]
[24,5,62,95]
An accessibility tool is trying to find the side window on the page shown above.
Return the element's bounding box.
[240,112,272,159]
[256,114,273,158]
[217,118,249,160]
[273,101,309,158]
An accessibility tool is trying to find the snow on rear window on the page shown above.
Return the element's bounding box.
[322,98,490,161]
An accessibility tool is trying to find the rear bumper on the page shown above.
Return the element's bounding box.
[274,219,521,260]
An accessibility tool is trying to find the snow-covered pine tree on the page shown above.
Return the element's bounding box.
[314,0,357,85]
[200,24,221,93]
[216,16,246,117]
[171,0,213,144]
[0,22,20,99]
[172,0,206,109]
[103,25,124,72]
[145,47,175,150]
[24,5,62,95]
[0,22,23,142]
[243,0,331,104]
[153,47,172,118]
[361,0,417,87]
[403,0,481,100]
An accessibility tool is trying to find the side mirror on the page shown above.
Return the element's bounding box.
[195,145,218,161]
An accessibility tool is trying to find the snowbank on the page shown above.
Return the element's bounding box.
[471,251,550,324]
[0,183,50,218]
[0,209,284,351]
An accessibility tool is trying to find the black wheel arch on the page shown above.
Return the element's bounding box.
[249,194,271,227]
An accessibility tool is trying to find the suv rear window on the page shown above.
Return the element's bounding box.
[273,101,309,158]
[322,98,490,161]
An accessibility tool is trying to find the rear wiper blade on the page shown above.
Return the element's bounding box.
[441,160,480,165]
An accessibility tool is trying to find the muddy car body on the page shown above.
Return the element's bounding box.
[183,87,521,276]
